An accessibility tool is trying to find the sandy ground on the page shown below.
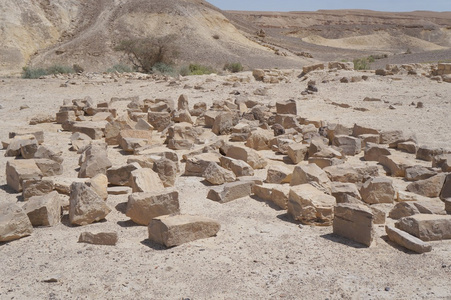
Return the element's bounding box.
[0,69,451,299]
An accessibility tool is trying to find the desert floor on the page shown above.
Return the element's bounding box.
[0,69,450,299]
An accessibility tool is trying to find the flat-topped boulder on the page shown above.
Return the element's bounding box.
[23,191,61,227]
[288,184,336,226]
[6,159,43,192]
[207,180,254,204]
[333,203,374,247]
[396,214,451,241]
[0,203,33,242]
[148,215,220,247]
[126,189,180,225]
[385,225,432,254]
[72,121,107,140]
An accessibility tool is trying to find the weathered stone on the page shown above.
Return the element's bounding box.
[107,163,140,186]
[416,146,447,162]
[5,135,37,157]
[126,190,180,225]
[212,112,237,135]
[104,115,135,145]
[370,204,390,224]
[203,162,236,185]
[72,121,106,140]
[433,154,451,172]
[118,130,152,152]
[6,159,43,192]
[245,128,273,151]
[359,134,380,147]
[271,185,291,210]
[107,186,132,195]
[389,202,421,220]
[129,168,165,193]
[288,184,336,226]
[148,111,172,132]
[190,101,207,117]
[34,146,63,163]
[378,155,412,177]
[172,109,193,124]
[364,144,391,161]
[148,215,220,247]
[324,165,378,184]
[9,129,44,144]
[126,156,154,169]
[207,181,254,203]
[177,94,189,110]
[331,182,361,203]
[79,144,112,178]
[88,174,108,201]
[252,184,273,202]
[276,100,297,115]
[396,214,451,241]
[379,130,405,146]
[0,203,33,242]
[405,165,437,181]
[333,135,361,156]
[35,159,63,176]
[326,123,353,142]
[78,232,118,246]
[397,141,417,154]
[406,174,446,198]
[56,111,76,124]
[333,203,374,247]
[23,191,61,227]
[185,153,221,177]
[290,164,331,193]
[385,225,432,253]
[219,156,254,177]
[69,182,111,226]
[204,111,220,128]
[153,158,178,187]
[302,63,325,74]
[226,145,267,169]
[135,118,154,131]
[352,124,379,137]
[266,165,292,184]
[441,173,451,202]
[22,179,54,201]
[52,177,88,195]
[360,177,395,204]
[287,143,309,164]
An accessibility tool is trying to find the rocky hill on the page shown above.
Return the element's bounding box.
[0,0,312,76]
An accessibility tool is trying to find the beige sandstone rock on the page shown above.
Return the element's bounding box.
[78,232,118,246]
[212,112,237,135]
[153,158,178,187]
[129,168,165,193]
[148,112,172,132]
[23,191,61,227]
[287,143,309,164]
[126,190,180,225]
[333,135,361,156]
[203,162,236,185]
[0,203,33,242]
[107,163,141,186]
[397,141,417,154]
[385,225,432,254]
[276,99,297,115]
[360,177,395,204]
[22,179,54,201]
[35,159,63,177]
[266,164,292,184]
[72,121,107,140]
[288,184,336,226]
[290,164,331,193]
[271,185,291,210]
[88,174,108,200]
[6,159,43,192]
[378,155,412,177]
[207,181,254,203]
[405,165,437,181]
[396,214,451,241]
[416,146,447,162]
[226,145,267,169]
[364,144,391,161]
[78,144,112,178]
[69,182,111,226]
[148,215,220,247]
[185,153,221,177]
[219,156,254,177]
[34,146,64,164]
[333,203,374,247]
[331,182,361,203]
[406,173,446,198]
[245,128,273,151]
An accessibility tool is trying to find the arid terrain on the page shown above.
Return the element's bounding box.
[1,1,451,299]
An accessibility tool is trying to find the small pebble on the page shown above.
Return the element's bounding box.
[385,287,390,292]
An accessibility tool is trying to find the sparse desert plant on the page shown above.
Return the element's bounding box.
[223,62,243,73]
[106,64,133,73]
[22,64,74,79]
[152,62,175,75]
[188,64,216,75]
[114,35,178,73]
[353,58,371,70]
[22,67,48,79]
[46,65,75,75]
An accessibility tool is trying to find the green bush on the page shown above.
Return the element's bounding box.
[22,65,74,79]
[106,64,133,73]
[188,64,215,75]
[353,57,371,70]
[223,62,243,73]
[152,62,175,75]
[46,65,74,75]
[114,36,178,73]
[22,67,48,79]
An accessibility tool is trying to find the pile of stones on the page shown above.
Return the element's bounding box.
[1,71,451,253]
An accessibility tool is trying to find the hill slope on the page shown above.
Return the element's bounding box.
[0,0,313,76]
